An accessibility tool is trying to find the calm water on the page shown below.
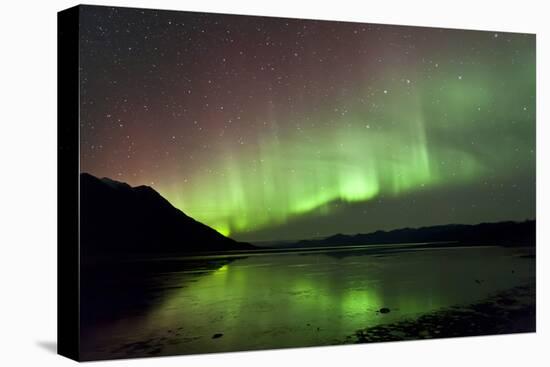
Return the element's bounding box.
[81,244,535,359]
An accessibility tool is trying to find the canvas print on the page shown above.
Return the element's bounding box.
[60,4,536,361]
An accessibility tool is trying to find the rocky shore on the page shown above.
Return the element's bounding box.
[349,283,535,344]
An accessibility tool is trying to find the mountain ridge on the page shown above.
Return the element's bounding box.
[285,220,535,248]
[79,172,254,258]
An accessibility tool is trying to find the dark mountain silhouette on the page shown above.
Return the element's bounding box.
[80,173,254,257]
[288,220,535,248]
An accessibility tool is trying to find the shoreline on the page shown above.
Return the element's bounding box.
[347,282,535,344]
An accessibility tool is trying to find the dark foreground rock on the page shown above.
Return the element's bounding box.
[349,284,535,344]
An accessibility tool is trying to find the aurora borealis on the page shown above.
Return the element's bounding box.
[79,6,536,242]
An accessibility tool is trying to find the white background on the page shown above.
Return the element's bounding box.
[0,0,548,365]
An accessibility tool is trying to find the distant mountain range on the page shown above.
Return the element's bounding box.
[287,220,535,248]
[80,173,535,259]
[80,173,254,257]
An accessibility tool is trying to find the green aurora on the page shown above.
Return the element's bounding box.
[80,8,536,241]
[161,56,535,238]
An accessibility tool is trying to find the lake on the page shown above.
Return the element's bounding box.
[80,243,535,360]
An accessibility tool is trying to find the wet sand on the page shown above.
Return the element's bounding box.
[348,282,535,344]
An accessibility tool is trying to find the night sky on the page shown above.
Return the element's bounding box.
[80,6,536,242]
